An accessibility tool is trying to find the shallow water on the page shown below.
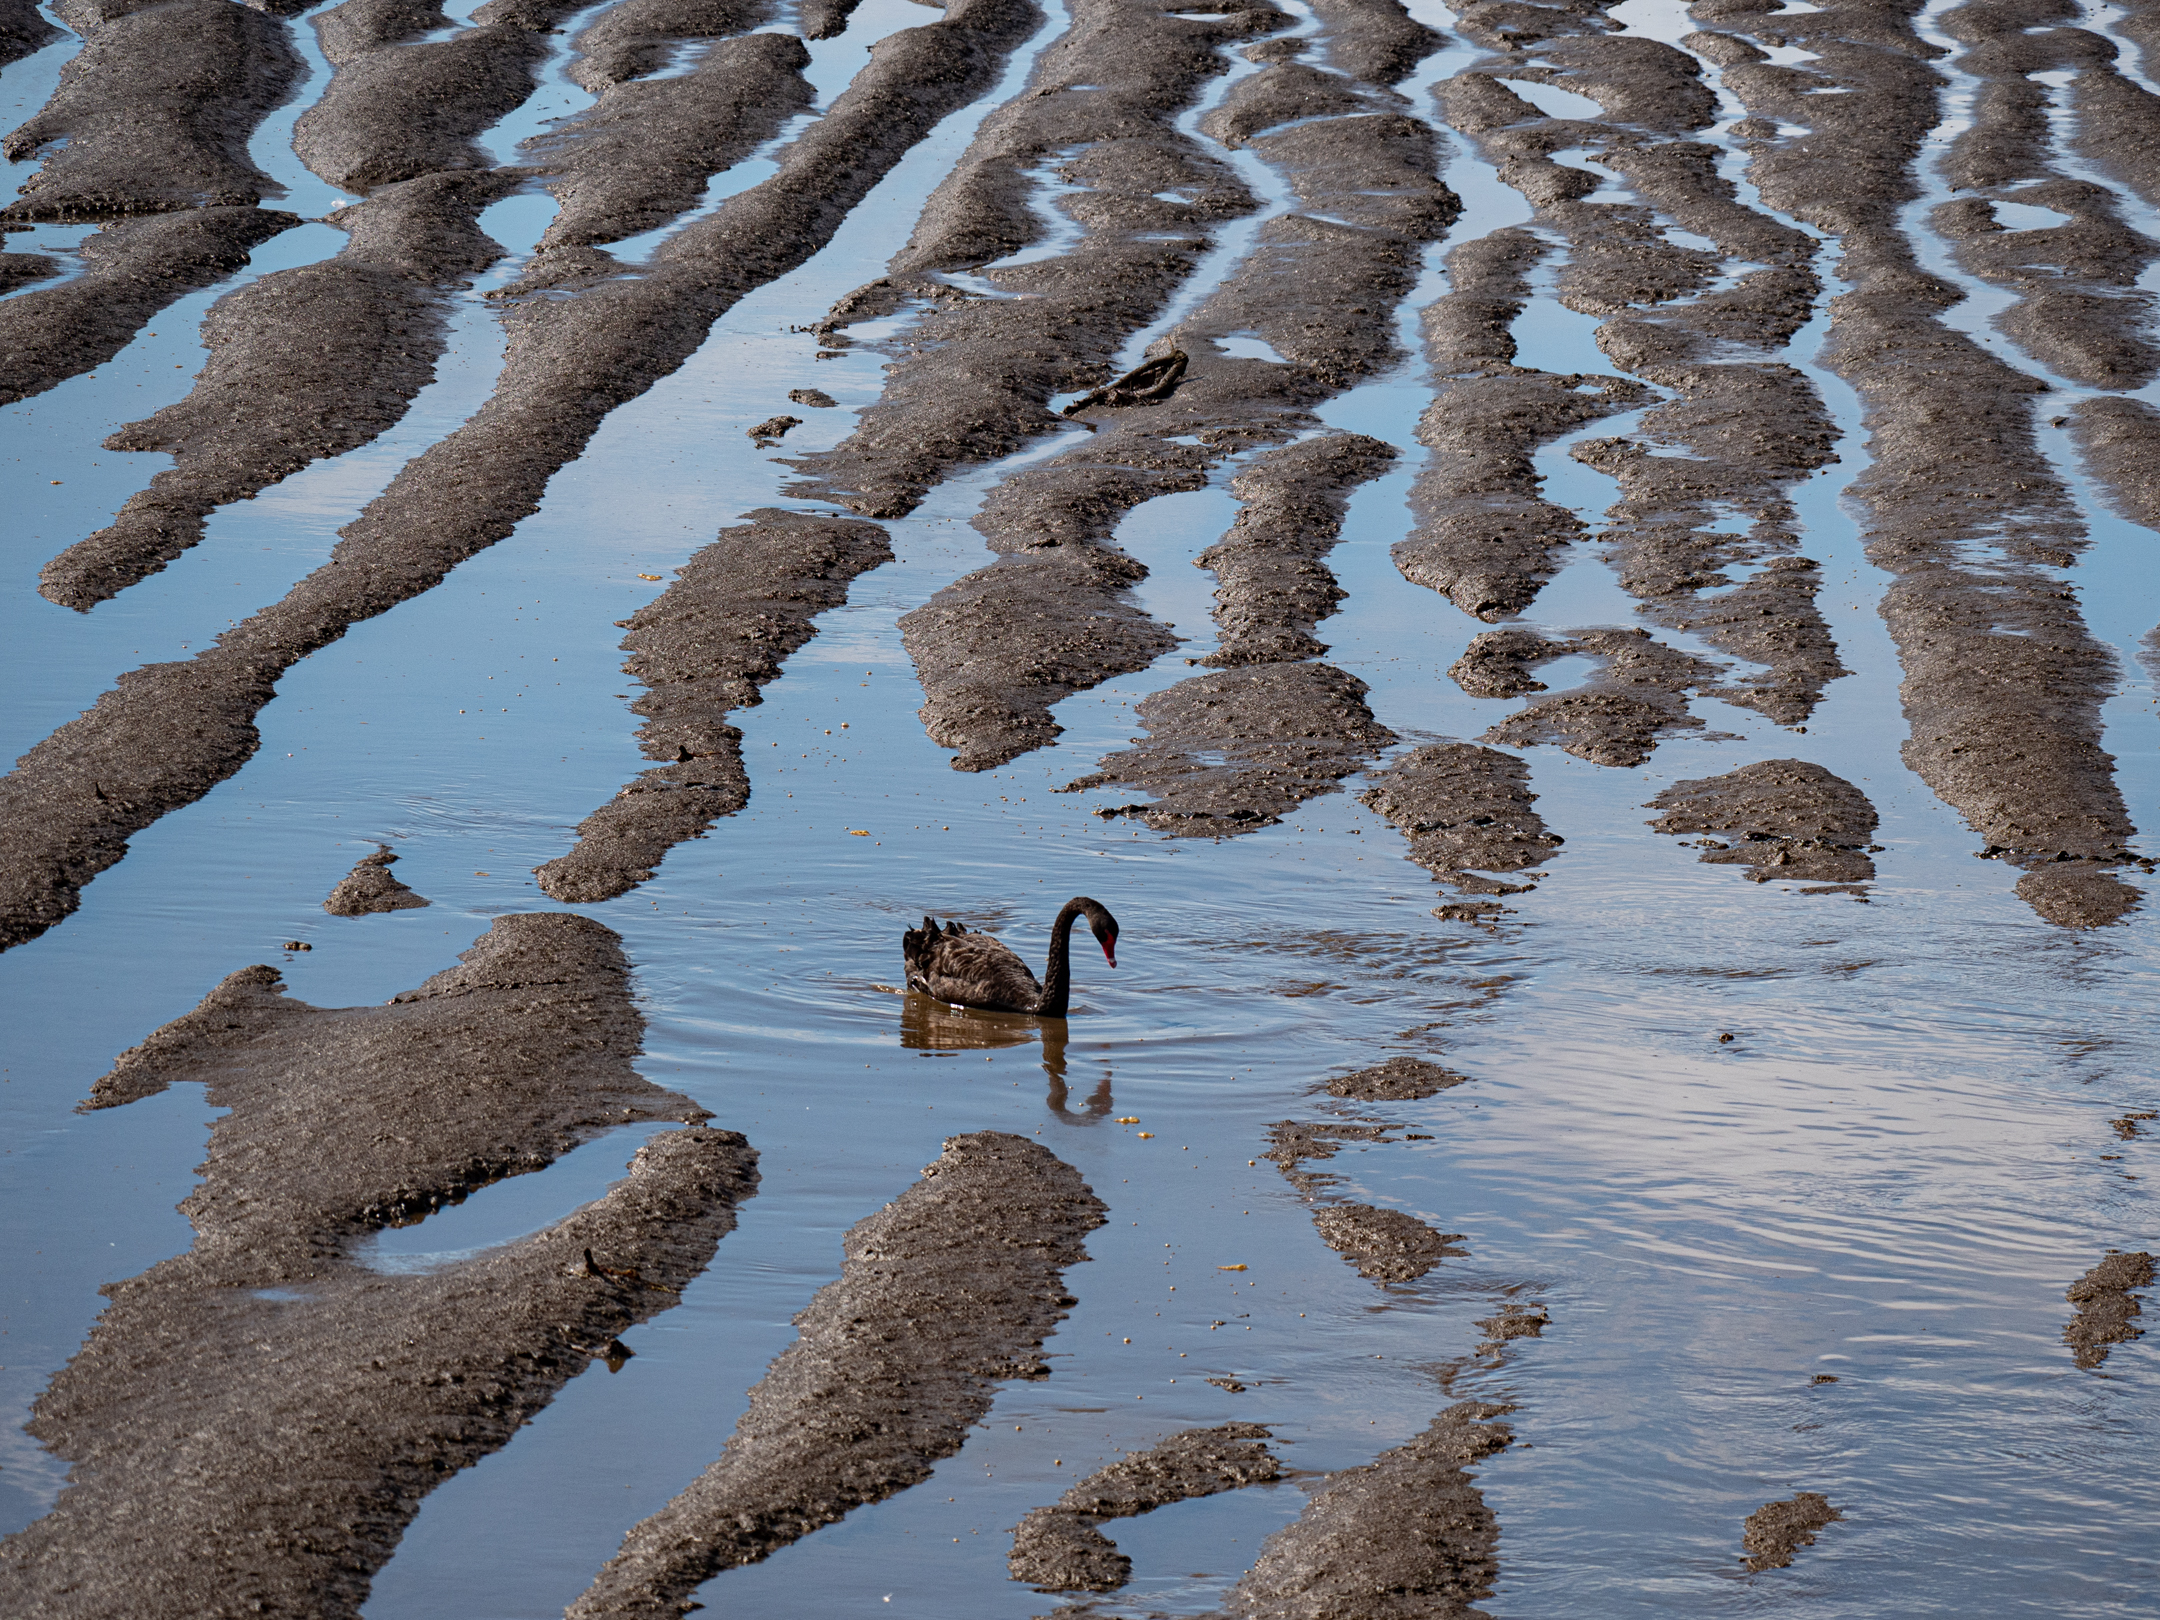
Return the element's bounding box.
[2,0,2158,1613]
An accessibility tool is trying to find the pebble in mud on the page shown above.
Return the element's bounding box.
[788,386,838,408]
[1740,1491,1843,1573]
[1213,1402,1511,1620]
[0,915,755,1620]
[535,509,892,904]
[1312,1202,1467,1285]
[1008,1423,1281,1592]
[320,843,430,915]
[568,1132,1106,1620]
[1646,759,1879,893]
[746,412,802,443]
[2062,1250,2154,1370]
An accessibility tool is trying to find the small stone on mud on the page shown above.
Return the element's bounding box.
[748,415,802,444]
[788,388,837,408]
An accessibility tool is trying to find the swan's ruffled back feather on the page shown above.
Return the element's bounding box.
[902,919,1043,1012]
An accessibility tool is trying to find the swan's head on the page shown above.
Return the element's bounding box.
[1072,897,1120,968]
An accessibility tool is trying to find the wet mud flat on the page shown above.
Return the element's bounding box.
[1,0,2158,1611]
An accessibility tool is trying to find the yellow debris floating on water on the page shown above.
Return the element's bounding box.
[636,573,662,580]
[1136,1131,1154,1139]
[847,829,870,836]
[1218,1264,1248,1271]
[1116,1116,1140,1124]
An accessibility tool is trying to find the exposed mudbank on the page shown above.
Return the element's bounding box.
[1062,661,1398,834]
[536,509,892,902]
[1475,1300,1547,1346]
[1212,1400,1510,1620]
[788,0,1290,521]
[568,1131,1105,1619]
[1396,227,1651,620]
[564,0,773,91]
[1,0,300,220]
[1741,1491,1842,1573]
[1358,742,1560,915]
[1325,1054,1467,1101]
[322,843,430,914]
[1263,1116,1394,1196]
[0,0,1046,954]
[1202,433,1398,668]
[0,915,754,1618]
[1933,0,2160,391]
[513,29,814,289]
[2069,393,2160,531]
[0,0,59,68]
[814,3,1455,772]
[0,206,300,406]
[40,170,522,609]
[1053,433,1415,830]
[1467,626,1717,767]
[1009,1422,1280,1592]
[1312,1201,1465,1283]
[1701,0,2145,927]
[294,0,573,193]
[1647,758,1878,893]
[2062,1249,2153,1370]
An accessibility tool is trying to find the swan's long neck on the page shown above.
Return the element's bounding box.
[1035,899,1087,1017]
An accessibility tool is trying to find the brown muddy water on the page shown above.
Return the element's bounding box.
[2,0,2157,1613]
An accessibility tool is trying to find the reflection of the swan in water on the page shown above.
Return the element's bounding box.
[897,993,1113,1122]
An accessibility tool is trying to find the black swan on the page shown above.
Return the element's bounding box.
[903,897,1118,1016]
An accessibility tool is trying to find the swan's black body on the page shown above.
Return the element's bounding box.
[902,897,1118,1017]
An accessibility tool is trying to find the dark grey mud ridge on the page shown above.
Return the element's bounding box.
[0,915,755,1618]
[2,0,2155,937]
[2,0,2158,1608]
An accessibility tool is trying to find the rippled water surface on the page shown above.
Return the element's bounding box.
[2,0,2157,1613]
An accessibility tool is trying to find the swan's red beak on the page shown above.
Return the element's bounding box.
[1102,939,1117,968]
